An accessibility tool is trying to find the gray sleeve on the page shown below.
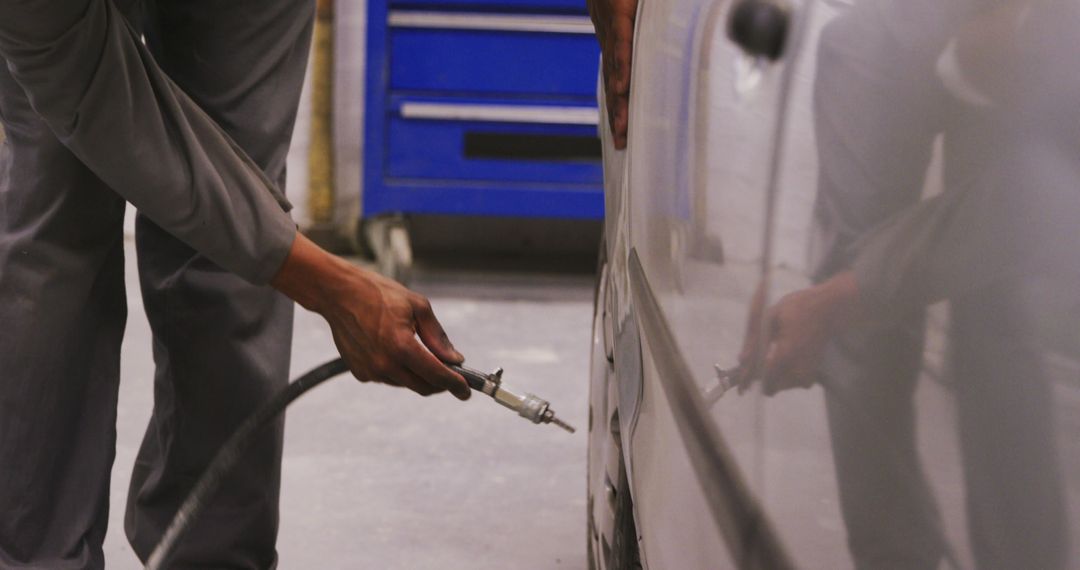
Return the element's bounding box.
[849,169,1036,325]
[850,190,966,323]
[0,0,296,284]
[848,0,1080,324]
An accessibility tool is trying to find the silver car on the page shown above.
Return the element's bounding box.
[587,0,1080,567]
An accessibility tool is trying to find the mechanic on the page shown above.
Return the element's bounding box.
[0,0,470,567]
[735,1,1077,568]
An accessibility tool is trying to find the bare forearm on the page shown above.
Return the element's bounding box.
[270,232,354,316]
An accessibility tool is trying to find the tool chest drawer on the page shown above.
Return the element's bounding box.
[386,101,602,184]
[389,16,598,97]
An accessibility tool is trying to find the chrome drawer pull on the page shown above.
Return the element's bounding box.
[400,102,600,125]
[389,11,596,35]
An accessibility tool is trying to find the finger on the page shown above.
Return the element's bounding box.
[390,366,443,397]
[411,296,463,363]
[762,343,817,396]
[734,353,761,389]
[611,11,634,151]
[735,351,758,388]
[613,96,629,149]
[761,340,789,396]
[735,289,768,384]
[401,337,471,401]
[736,329,761,381]
[756,306,781,382]
[604,56,623,148]
[332,330,375,383]
[733,364,756,395]
[736,312,772,385]
[737,325,758,365]
[612,16,635,94]
[790,361,819,390]
[586,0,601,27]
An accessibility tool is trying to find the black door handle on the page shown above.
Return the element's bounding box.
[726,0,790,61]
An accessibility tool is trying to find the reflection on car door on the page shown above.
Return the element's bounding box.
[622,0,805,565]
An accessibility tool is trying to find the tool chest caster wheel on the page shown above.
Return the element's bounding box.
[346,216,375,259]
[366,215,414,284]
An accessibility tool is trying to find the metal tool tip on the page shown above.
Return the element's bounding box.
[551,417,576,433]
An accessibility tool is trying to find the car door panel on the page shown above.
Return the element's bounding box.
[607,0,1080,567]
[621,0,794,564]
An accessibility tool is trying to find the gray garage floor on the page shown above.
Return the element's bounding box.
[104,242,594,569]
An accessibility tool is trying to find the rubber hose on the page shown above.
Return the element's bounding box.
[145,357,350,570]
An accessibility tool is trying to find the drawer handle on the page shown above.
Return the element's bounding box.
[400,102,600,126]
[464,132,601,161]
[389,11,596,35]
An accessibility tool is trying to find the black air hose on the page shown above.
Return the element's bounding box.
[145,357,349,570]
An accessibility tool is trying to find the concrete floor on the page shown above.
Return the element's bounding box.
[103,242,595,569]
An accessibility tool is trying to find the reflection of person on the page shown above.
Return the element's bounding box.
[738,1,1075,568]
[0,0,468,567]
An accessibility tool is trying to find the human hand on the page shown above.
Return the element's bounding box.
[735,273,860,395]
[273,234,470,400]
[588,0,638,149]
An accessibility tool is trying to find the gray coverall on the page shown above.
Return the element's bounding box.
[813,0,1075,567]
[0,0,312,567]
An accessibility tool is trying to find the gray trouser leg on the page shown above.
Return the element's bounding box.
[811,7,952,568]
[822,322,948,570]
[0,57,127,568]
[123,0,313,567]
[950,281,1067,570]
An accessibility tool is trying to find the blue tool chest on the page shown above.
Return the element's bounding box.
[363,0,603,220]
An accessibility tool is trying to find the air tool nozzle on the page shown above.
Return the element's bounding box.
[449,364,576,433]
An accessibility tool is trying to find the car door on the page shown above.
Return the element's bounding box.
[629,1,961,565]
[624,0,1080,566]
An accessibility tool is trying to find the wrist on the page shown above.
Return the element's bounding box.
[270,232,355,315]
[819,271,862,332]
